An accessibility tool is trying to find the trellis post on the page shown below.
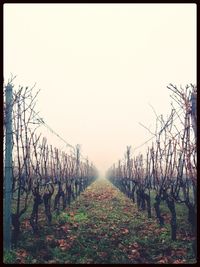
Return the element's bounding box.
[76,144,80,178]
[4,83,13,251]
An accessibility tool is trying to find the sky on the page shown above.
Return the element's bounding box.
[4,4,196,177]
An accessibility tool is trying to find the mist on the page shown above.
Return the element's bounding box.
[4,3,196,176]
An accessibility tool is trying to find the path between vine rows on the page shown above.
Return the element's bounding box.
[16,179,194,264]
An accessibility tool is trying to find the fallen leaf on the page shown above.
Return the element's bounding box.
[122,228,129,234]
[171,248,187,257]
[58,239,66,247]
[132,242,139,249]
[60,225,68,233]
[57,239,71,251]
[98,251,108,257]
[16,249,28,258]
[46,235,54,242]
[157,257,168,264]
[131,249,140,258]
[173,259,186,264]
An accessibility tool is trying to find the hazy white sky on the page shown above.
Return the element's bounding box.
[4,4,196,176]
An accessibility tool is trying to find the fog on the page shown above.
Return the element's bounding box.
[4,4,196,177]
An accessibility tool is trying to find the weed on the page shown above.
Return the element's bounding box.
[3,250,17,264]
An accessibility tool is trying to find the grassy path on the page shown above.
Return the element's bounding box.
[5,179,195,264]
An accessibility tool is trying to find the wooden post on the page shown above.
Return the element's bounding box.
[126,146,131,197]
[190,91,197,140]
[75,144,80,196]
[4,83,13,251]
[127,146,131,179]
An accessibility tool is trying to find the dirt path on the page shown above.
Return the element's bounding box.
[12,179,194,264]
[55,178,147,264]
